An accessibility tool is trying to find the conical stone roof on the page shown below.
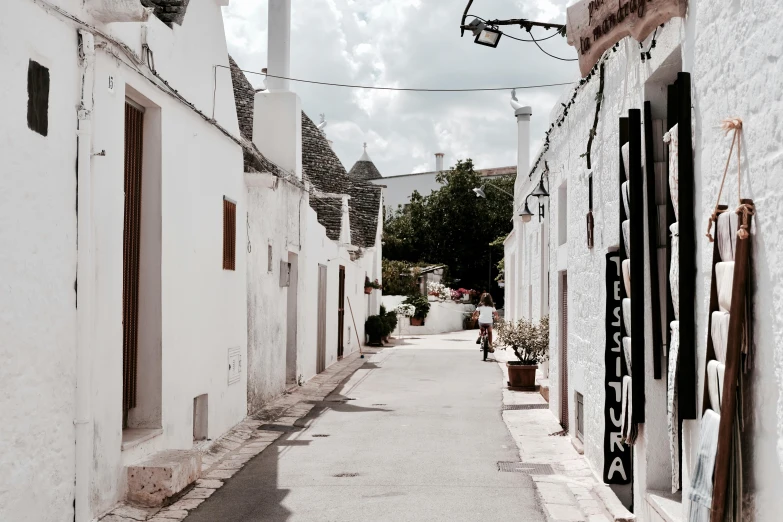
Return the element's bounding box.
[348,143,383,181]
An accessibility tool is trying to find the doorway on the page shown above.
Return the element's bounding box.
[560,271,569,430]
[317,264,327,373]
[337,266,345,359]
[286,252,299,384]
[123,101,144,427]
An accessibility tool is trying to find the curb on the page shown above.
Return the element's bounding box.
[99,348,378,522]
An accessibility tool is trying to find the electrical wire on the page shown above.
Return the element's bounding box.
[216,65,574,92]
[529,33,578,62]
[501,30,562,43]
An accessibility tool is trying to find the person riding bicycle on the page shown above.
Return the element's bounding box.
[473,293,499,352]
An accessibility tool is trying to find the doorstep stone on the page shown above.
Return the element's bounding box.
[126,450,202,507]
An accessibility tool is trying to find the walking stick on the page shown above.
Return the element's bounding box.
[346,297,364,358]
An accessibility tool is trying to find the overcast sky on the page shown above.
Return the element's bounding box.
[223,0,579,177]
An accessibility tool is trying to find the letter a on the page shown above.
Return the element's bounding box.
[607,457,628,481]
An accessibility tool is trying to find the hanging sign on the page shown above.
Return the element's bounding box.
[603,251,631,484]
[566,0,688,77]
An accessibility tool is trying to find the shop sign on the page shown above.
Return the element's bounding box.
[603,252,631,484]
[566,0,688,77]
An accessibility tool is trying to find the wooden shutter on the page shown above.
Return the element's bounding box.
[223,198,236,271]
[123,101,144,421]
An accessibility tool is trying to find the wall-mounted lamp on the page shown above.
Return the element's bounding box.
[520,166,549,223]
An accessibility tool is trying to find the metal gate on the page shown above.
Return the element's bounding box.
[317,265,327,373]
[337,266,345,359]
[123,101,144,425]
[560,273,569,430]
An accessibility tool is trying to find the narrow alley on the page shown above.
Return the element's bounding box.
[183,332,545,522]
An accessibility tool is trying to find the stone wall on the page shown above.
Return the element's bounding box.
[141,0,189,26]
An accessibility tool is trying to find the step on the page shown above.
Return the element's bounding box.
[127,450,202,507]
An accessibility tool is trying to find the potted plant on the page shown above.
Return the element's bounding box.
[365,315,384,346]
[426,281,449,302]
[497,316,549,389]
[403,294,430,326]
[364,278,382,295]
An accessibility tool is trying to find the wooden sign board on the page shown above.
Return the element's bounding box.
[566,0,687,77]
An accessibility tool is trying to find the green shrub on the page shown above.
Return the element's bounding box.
[403,294,430,320]
[365,315,384,345]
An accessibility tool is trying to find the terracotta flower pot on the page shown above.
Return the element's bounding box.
[410,317,424,326]
[364,287,372,295]
[507,362,538,389]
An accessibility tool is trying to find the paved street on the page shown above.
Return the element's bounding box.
[184,331,545,522]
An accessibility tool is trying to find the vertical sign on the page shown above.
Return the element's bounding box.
[603,251,631,484]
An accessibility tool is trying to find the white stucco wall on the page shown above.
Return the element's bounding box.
[371,172,442,215]
[381,295,474,335]
[1,1,250,519]
[0,2,80,521]
[517,1,783,518]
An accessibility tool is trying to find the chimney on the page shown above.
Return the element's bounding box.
[252,0,302,178]
[515,107,532,175]
[435,152,444,172]
[266,0,291,92]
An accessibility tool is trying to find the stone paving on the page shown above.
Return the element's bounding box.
[491,342,635,522]
[99,330,635,522]
[98,347,378,522]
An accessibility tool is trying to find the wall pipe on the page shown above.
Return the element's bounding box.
[74,29,96,522]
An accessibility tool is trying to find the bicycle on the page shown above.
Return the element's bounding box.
[479,324,493,361]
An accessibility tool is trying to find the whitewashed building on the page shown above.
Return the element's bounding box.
[505,1,783,520]
[0,1,382,521]
[365,151,516,215]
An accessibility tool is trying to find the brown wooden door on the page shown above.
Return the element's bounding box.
[337,266,345,359]
[560,273,569,430]
[317,265,327,373]
[123,101,144,426]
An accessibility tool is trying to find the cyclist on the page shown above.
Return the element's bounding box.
[473,293,499,352]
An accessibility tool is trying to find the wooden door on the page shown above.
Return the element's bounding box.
[123,101,144,426]
[337,266,345,359]
[317,265,327,373]
[560,273,569,430]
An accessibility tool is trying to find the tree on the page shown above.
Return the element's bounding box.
[383,159,514,304]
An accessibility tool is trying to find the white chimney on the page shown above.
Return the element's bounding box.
[252,0,302,178]
[266,0,291,92]
[515,107,532,175]
[435,153,444,172]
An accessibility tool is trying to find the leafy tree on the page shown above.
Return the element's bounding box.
[383,159,514,305]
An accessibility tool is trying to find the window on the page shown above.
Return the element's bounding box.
[27,60,50,136]
[575,391,584,441]
[223,198,236,270]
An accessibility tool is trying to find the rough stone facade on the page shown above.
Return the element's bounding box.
[349,160,382,181]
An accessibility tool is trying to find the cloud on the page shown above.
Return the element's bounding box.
[223,0,578,176]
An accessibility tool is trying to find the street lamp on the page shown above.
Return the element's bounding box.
[472,184,514,199]
[473,186,487,198]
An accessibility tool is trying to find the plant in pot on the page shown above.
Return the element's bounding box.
[497,316,549,389]
[364,278,382,295]
[403,294,430,326]
[365,315,384,346]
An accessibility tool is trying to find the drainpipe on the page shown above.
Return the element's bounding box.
[75,29,96,522]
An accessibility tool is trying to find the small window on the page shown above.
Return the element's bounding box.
[575,391,584,441]
[268,244,274,273]
[27,60,50,136]
[223,198,236,270]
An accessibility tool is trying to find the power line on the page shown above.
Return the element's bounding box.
[217,65,574,92]
[529,33,578,62]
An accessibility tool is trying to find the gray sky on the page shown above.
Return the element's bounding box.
[223,0,579,177]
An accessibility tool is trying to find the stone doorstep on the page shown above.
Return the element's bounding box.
[126,450,202,508]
